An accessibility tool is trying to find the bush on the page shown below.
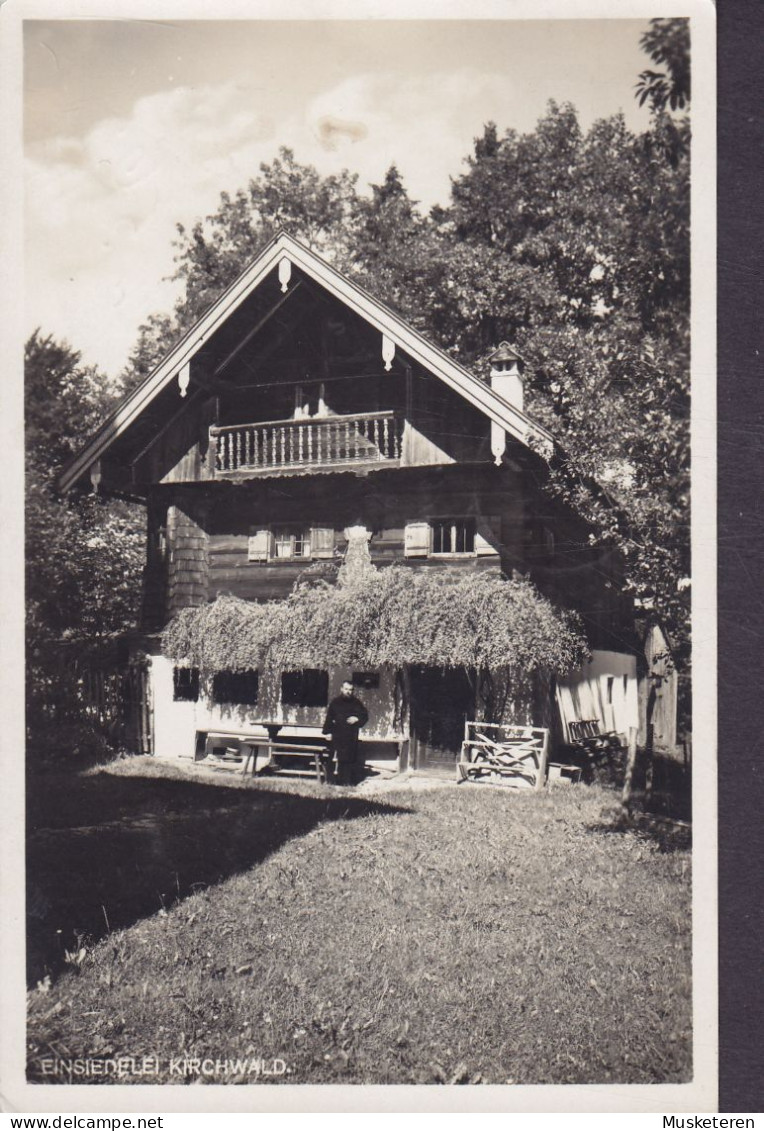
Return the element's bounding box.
[26,719,133,773]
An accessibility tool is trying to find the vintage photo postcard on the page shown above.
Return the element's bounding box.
[1,0,717,1114]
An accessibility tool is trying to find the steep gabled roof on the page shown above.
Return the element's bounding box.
[59,230,554,492]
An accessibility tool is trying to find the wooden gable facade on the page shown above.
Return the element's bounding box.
[61,232,637,774]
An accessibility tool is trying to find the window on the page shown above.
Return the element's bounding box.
[352,671,380,690]
[431,518,476,555]
[404,519,496,558]
[173,667,200,702]
[281,668,329,708]
[272,527,311,560]
[248,526,334,563]
[211,669,259,706]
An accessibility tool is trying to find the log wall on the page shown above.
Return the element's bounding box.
[201,466,524,605]
[144,459,631,656]
[166,500,209,616]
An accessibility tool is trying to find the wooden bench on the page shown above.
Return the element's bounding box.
[457,722,550,790]
[566,718,624,755]
[564,718,625,778]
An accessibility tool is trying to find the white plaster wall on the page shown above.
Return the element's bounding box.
[555,650,639,741]
[149,655,404,761]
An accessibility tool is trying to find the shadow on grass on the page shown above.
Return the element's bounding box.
[586,805,692,854]
[26,768,410,985]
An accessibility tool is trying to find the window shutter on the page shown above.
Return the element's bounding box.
[310,527,335,559]
[475,516,500,556]
[404,522,431,557]
[248,529,271,562]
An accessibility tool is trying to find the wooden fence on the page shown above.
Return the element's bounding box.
[79,659,153,754]
[29,643,153,755]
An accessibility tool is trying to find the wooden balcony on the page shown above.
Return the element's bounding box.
[209,411,403,477]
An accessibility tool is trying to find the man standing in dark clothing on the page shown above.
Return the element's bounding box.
[322,679,369,785]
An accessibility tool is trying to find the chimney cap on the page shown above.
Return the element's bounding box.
[488,341,524,365]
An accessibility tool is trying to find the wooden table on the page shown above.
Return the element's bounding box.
[194,725,329,780]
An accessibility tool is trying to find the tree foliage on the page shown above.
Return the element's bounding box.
[162,569,588,678]
[25,332,144,657]
[25,331,114,478]
[635,19,691,113]
[424,101,690,660]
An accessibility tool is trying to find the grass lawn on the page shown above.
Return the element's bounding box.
[26,758,691,1086]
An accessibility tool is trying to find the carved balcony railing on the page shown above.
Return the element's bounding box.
[210,411,403,476]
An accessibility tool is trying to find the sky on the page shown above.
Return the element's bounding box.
[24,17,654,381]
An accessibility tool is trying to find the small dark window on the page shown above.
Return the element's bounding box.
[606,676,614,704]
[431,518,476,555]
[211,669,259,706]
[294,381,327,418]
[352,672,380,689]
[173,667,200,702]
[281,668,329,708]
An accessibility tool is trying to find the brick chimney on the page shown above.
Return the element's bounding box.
[488,342,525,413]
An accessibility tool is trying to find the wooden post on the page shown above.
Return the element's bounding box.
[400,665,413,771]
[644,722,655,806]
[621,726,639,811]
[535,728,550,790]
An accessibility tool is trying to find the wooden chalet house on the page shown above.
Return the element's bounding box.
[60,231,639,775]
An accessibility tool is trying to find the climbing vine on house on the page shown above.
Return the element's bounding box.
[162,567,589,719]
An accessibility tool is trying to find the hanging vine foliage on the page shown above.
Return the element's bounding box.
[162,567,589,678]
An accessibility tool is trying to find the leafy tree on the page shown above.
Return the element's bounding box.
[428,101,690,662]
[447,104,688,338]
[25,333,144,714]
[636,19,691,112]
[25,331,114,477]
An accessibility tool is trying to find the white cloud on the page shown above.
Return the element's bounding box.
[25,69,518,379]
[25,81,281,377]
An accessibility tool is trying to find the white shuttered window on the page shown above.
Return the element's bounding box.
[404,517,499,557]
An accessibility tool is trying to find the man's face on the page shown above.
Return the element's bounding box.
[341,681,353,697]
